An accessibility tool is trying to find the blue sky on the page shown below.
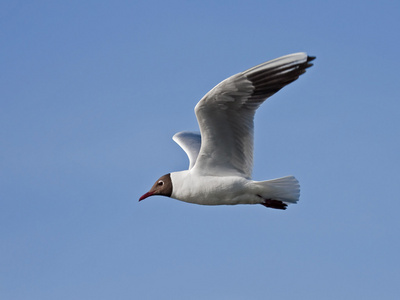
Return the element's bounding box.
[1,1,400,299]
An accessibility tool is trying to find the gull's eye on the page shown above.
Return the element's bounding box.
[157,180,164,186]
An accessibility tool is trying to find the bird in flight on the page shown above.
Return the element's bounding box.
[140,53,315,210]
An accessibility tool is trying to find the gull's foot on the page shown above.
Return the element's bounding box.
[261,199,287,210]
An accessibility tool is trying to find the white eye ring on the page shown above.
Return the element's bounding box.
[157,180,164,186]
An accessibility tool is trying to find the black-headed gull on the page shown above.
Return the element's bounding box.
[140,53,315,210]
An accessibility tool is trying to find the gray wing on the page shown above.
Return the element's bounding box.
[173,131,201,170]
[192,52,315,178]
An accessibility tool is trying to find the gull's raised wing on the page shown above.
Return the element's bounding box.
[192,53,315,178]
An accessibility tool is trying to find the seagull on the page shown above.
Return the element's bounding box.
[140,53,315,210]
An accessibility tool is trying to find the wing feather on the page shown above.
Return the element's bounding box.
[192,53,315,178]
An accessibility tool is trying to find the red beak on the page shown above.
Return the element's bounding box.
[139,191,154,201]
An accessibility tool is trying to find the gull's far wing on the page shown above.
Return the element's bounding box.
[173,131,201,170]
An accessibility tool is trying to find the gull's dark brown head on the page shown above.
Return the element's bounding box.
[139,174,173,201]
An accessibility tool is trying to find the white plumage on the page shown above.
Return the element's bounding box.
[140,53,314,210]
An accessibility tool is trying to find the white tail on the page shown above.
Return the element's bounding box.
[255,175,300,204]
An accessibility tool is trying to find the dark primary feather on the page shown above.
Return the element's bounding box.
[245,56,315,109]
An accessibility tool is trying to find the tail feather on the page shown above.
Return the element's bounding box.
[255,175,300,205]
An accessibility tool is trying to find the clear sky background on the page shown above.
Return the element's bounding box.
[1,1,399,299]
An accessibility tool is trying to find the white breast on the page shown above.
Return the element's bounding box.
[170,171,261,205]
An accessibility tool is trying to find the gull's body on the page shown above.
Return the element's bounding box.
[140,53,315,210]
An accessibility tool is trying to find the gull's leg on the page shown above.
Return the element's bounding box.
[259,197,287,210]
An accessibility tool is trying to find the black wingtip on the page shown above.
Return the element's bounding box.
[307,56,316,62]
